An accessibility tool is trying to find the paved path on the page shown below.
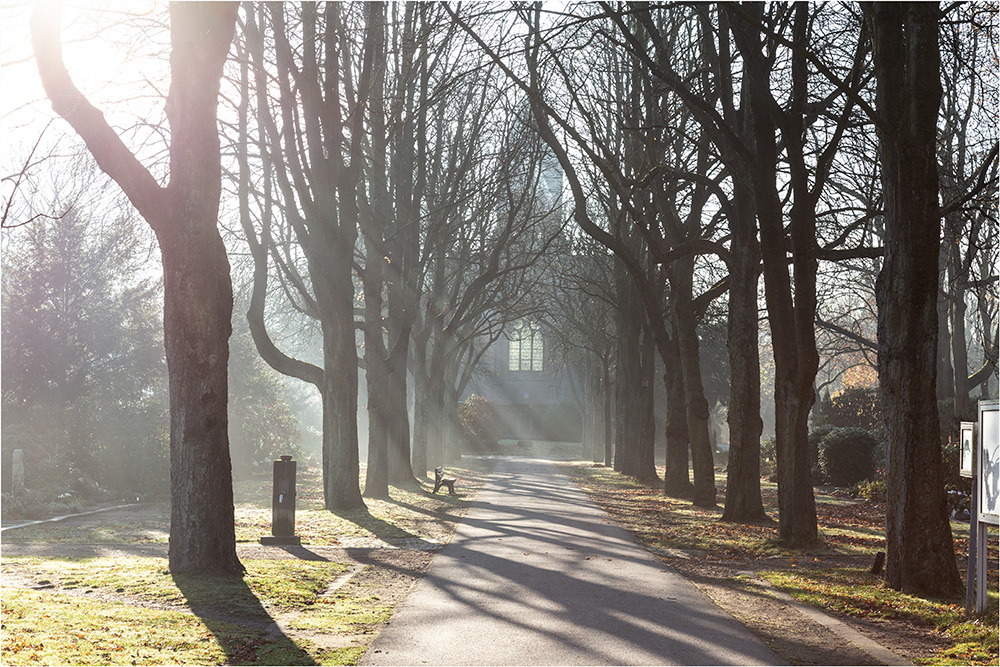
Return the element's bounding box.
[362,458,783,666]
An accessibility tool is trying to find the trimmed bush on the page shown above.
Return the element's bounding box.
[822,386,881,431]
[819,427,878,487]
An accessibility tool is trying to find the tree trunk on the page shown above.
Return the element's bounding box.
[410,333,431,478]
[318,260,364,510]
[738,10,818,544]
[603,364,614,467]
[616,288,656,479]
[671,255,717,507]
[663,353,692,497]
[362,321,390,500]
[722,178,768,523]
[936,271,955,402]
[32,2,243,575]
[946,229,970,416]
[865,1,963,596]
[384,2,422,489]
[161,233,242,574]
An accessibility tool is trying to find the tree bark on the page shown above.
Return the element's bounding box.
[733,4,818,545]
[671,255,716,506]
[615,266,656,480]
[32,2,243,575]
[361,1,391,500]
[663,343,692,497]
[721,176,768,523]
[864,1,963,597]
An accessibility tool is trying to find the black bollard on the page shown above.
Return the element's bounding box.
[261,455,301,545]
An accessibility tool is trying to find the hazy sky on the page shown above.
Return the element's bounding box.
[1,2,169,198]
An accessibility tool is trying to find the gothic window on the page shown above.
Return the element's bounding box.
[508,320,543,372]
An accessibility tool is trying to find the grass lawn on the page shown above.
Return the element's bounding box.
[566,463,999,666]
[1,458,495,666]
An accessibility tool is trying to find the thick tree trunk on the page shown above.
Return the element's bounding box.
[671,256,717,507]
[32,2,243,575]
[614,257,656,479]
[411,381,429,479]
[722,179,768,523]
[663,354,692,497]
[739,15,818,544]
[161,234,242,575]
[865,1,963,596]
[584,361,601,462]
[364,294,393,499]
[386,350,417,486]
[603,365,614,467]
[318,261,364,510]
[616,305,656,479]
[383,3,421,489]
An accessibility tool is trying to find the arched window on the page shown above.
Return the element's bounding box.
[508,320,543,372]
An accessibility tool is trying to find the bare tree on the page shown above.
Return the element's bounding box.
[32,2,242,574]
[863,1,963,596]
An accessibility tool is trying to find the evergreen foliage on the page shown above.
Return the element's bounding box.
[818,427,878,487]
[821,387,881,432]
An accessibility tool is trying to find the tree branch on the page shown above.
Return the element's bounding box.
[30,4,166,228]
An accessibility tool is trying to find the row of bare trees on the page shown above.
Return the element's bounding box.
[26,2,996,597]
[455,2,996,596]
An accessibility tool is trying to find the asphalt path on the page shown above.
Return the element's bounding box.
[362,457,784,666]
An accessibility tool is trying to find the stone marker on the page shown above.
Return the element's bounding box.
[11,449,24,491]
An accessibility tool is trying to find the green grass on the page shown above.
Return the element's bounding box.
[0,587,331,666]
[0,516,171,544]
[4,556,348,610]
[288,566,394,634]
[760,567,999,666]
[1,459,496,666]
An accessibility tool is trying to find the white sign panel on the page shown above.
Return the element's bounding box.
[978,401,999,525]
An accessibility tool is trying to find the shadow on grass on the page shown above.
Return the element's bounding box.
[330,508,422,544]
[385,494,465,523]
[172,572,317,666]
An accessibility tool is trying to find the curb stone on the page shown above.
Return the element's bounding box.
[747,573,912,666]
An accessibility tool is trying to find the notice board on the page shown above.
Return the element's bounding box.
[979,400,999,525]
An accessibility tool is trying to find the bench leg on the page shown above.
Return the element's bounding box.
[444,480,457,496]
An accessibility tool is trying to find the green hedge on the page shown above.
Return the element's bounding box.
[819,427,878,487]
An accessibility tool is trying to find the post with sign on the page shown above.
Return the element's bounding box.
[260,455,301,546]
[966,401,998,615]
[960,421,977,615]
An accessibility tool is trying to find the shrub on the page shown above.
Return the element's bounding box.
[808,425,835,483]
[759,435,777,480]
[458,395,501,453]
[822,386,881,432]
[851,477,887,503]
[819,427,878,487]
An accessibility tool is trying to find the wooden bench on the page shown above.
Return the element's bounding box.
[433,466,457,495]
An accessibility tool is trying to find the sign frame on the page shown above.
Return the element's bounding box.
[977,400,999,526]
[959,421,975,479]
